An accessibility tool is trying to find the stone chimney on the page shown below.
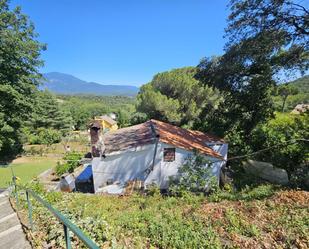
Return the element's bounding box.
[89,121,102,157]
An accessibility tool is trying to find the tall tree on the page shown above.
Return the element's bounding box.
[0,0,45,159]
[196,0,308,139]
[30,90,73,133]
[137,67,221,127]
[277,84,299,112]
[227,0,308,73]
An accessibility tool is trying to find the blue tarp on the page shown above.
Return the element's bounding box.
[76,165,93,182]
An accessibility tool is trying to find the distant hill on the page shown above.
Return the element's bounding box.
[273,75,309,111]
[287,75,309,92]
[40,72,139,96]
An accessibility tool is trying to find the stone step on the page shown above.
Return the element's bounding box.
[0,193,32,248]
[0,190,9,198]
[0,196,8,203]
[0,213,19,233]
[0,199,9,207]
[0,202,14,220]
[0,224,22,239]
[0,225,31,249]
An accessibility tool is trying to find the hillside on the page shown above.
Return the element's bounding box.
[273,75,309,111]
[40,72,139,96]
[288,75,309,92]
[18,185,309,248]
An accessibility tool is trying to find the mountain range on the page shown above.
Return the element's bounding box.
[40,72,139,96]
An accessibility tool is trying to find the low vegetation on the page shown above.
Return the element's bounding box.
[16,183,308,249]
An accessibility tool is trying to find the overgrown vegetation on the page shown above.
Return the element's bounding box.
[16,182,309,248]
[55,151,83,176]
[251,113,308,175]
[169,152,219,195]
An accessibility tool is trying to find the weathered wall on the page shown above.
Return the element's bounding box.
[92,142,228,193]
[145,143,227,189]
[145,143,192,188]
[92,144,155,192]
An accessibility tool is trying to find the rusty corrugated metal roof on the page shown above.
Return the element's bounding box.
[103,121,155,154]
[151,120,224,159]
[103,119,224,159]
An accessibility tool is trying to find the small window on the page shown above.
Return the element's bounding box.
[163,148,175,162]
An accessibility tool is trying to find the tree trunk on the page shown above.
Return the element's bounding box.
[282,96,288,112]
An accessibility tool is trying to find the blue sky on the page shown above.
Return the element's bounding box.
[12,0,229,86]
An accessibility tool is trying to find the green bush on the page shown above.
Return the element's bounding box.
[29,128,62,145]
[55,162,70,176]
[169,152,217,196]
[251,113,308,176]
[55,151,83,176]
[23,146,44,156]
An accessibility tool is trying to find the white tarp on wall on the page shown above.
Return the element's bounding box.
[92,142,228,193]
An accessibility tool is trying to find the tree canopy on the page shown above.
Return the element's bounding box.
[0,0,45,159]
[30,91,73,132]
[196,0,308,139]
[137,67,221,127]
[277,84,299,112]
[226,0,308,74]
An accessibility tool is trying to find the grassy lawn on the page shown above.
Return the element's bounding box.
[0,157,58,188]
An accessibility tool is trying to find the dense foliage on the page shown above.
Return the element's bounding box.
[193,0,309,183]
[0,0,45,159]
[289,75,309,93]
[273,75,309,112]
[137,67,221,127]
[226,0,308,73]
[21,94,135,145]
[196,0,307,136]
[27,128,62,146]
[170,152,217,195]
[60,95,135,130]
[251,113,308,175]
[276,85,299,112]
[196,54,275,138]
[55,151,83,176]
[22,91,73,145]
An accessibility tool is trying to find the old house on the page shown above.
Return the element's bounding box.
[94,115,118,132]
[91,119,228,194]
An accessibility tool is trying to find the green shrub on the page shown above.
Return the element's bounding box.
[29,128,62,145]
[169,151,217,195]
[251,113,308,176]
[55,151,83,176]
[23,146,44,156]
[55,162,70,176]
